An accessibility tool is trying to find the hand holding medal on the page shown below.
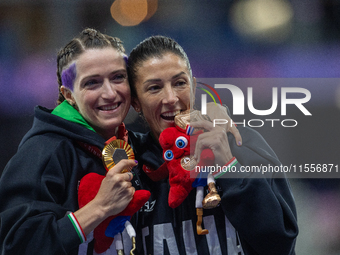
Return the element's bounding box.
[101,137,139,254]
[78,137,150,254]
[102,137,135,174]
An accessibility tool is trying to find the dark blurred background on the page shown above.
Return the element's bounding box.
[1,0,340,254]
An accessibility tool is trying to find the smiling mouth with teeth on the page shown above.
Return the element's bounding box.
[161,110,181,121]
[100,103,120,111]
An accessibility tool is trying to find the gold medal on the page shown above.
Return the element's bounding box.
[180,156,197,171]
[102,139,134,172]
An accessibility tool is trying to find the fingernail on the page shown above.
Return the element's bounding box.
[134,160,138,164]
[128,172,133,181]
[238,141,242,146]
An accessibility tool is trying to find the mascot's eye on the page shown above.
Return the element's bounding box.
[164,150,174,161]
[175,136,188,149]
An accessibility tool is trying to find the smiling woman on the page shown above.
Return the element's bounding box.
[130,53,192,138]
[0,28,138,255]
[127,35,298,255]
[60,48,130,140]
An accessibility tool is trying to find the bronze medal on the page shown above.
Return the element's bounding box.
[180,156,197,171]
[175,110,210,134]
[102,139,134,172]
[174,109,191,130]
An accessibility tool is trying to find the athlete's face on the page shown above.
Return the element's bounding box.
[132,53,195,139]
[62,48,130,140]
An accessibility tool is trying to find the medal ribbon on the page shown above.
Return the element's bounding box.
[76,123,129,160]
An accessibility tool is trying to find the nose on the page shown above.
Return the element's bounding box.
[102,79,117,99]
[162,85,178,105]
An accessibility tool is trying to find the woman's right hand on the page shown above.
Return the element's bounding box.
[74,159,137,236]
[205,102,242,146]
[94,159,137,217]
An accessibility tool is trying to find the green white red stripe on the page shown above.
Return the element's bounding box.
[213,157,238,179]
[68,212,86,243]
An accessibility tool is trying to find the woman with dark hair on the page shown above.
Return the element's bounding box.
[127,35,298,255]
[0,28,136,254]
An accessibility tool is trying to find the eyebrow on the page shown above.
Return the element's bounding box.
[172,71,186,79]
[81,69,126,81]
[143,71,187,84]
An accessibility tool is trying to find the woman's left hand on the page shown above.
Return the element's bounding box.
[190,120,233,166]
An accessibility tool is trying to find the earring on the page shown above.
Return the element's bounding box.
[136,110,145,120]
[134,107,141,115]
[137,109,142,116]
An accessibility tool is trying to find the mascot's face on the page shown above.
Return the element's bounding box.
[159,127,192,162]
[159,123,215,209]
